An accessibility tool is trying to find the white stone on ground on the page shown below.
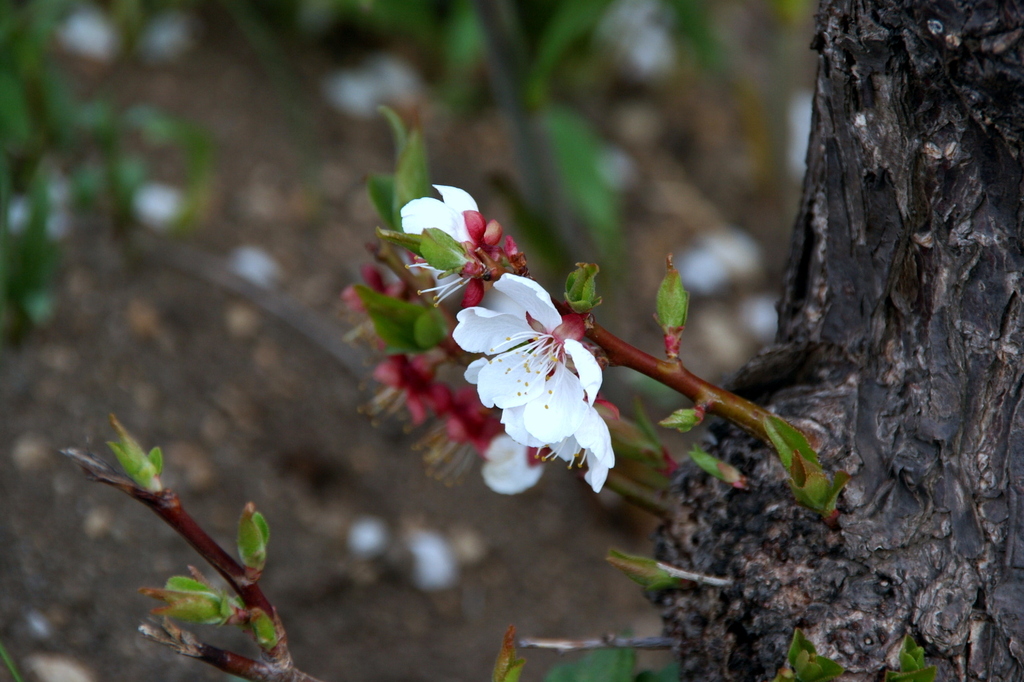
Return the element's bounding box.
[228,246,281,289]
[406,530,459,591]
[676,227,763,296]
[25,654,95,682]
[740,293,779,343]
[132,183,183,232]
[322,53,423,118]
[57,5,119,62]
[347,516,390,559]
[139,11,196,64]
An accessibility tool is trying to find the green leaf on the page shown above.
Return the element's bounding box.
[106,414,162,492]
[565,263,602,313]
[545,107,621,265]
[367,173,397,230]
[420,227,470,271]
[147,447,163,476]
[164,576,210,593]
[0,71,32,148]
[687,445,744,487]
[355,285,446,352]
[393,128,431,227]
[544,648,635,682]
[375,227,423,257]
[659,409,702,433]
[378,105,409,156]
[656,258,689,329]
[763,415,820,469]
[492,625,526,682]
[606,549,681,591]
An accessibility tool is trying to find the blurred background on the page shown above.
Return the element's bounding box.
[0,0,817,680]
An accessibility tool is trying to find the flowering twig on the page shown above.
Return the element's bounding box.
[61,447,322,682]
[518,635,673,652]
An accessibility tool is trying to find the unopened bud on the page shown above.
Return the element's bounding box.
[464,210,487,244]
[656,255,689,329]
[462,279,485,308]
[483,219,503,246]
[237,502,270,576]
[107,414,163,493]
[140,576,234,625]
[248,608,280,650]
[564,263,602,313]
[659,408,703,433]
[606,549,683,591]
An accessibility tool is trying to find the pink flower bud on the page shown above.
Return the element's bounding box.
[461,279,485,307]
[463,210,487,244]
[503,234,519,256]
[483,219,503,246]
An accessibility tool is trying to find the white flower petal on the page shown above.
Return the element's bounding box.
[481,435,543,494]
[522,363,587,444]
[501,406,545,447]
[464,358,487,385]
[433,185,479,214]
[493,274,562,331]
[478,350,546,409]
[400,197,461,237]
[575,407,614,468]
[548,434,581,462]
[453,307,536,354]
[563,339,602,404]
[584,456,610,493]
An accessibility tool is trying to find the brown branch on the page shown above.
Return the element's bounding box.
[139,620,325,682]
[518,635,674,652]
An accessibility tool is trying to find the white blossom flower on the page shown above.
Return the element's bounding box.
[454,274,615,491]
[400,184,478,242]
[481,435,544,494]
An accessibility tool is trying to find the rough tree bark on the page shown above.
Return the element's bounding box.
[658,2,1024,680]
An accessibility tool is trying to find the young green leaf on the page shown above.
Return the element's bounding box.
[687,445,746,489]
[106,414,163,492]
[492,625,526,682]
[565,263,602,313]
[763,415,819,469]
[787,629,844,682]
[237,502,270,574]
[248,608,279,650]
[420,227,470,272]
[885,635,936,682]
[367,174,397,230]
[659,409,703,433]
[606,549,683,591]
[655,256,689,330]
[354,285,446,353]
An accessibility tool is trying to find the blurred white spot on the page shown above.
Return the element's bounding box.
[406,530,459,591]
[7,195,29,234]
[599,0,676,82]
[58,5,119,63]
[139,12,197,64]
[26,609,53,640]
[322,54,423,119]
[740,294,778,343]
[347,516,390,559]
[599,145,638,191]
[133,183,182,232]
[228,246,281,289]
[482,434,543,495]
[676,227,762,295]
[25,654,95,682]
[788,90,814,180]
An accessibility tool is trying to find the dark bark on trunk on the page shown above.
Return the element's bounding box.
[658,2,1024,680]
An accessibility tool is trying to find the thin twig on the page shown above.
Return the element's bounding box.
[139,620,325,682]
[518,635,674,652]
[655,562,732,587]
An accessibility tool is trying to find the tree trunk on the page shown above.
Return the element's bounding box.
[658,2,1024,680]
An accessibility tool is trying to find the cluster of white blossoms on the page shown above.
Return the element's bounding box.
[401,187,615,494]
[456,275,614,492]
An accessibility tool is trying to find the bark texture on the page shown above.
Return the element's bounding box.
[658,2,1024,679]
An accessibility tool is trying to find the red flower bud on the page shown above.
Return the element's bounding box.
[483,219,503,246]
[463,210,487,244]
[462,279,485,307]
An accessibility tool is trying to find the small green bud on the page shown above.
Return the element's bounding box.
[420,227,471,272]
[885,635,936,681]
[237,502,270,575]
[659,408,703,433]
[492,625,526,682]
[787,629,844,682]
[107,414,163,493]
[375,227,424,256]
[606,549,683,591]
[140,576,233,625]
[655,255,689,330]
[687,445,747,489]
[565,263,602,313]
[248,608,279,650]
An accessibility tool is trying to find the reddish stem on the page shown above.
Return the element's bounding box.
[585,322,774,444]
